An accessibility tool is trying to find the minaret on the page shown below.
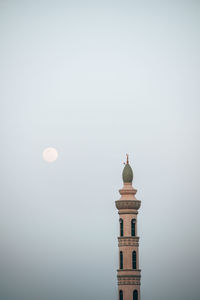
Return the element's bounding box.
[115,155,141,300]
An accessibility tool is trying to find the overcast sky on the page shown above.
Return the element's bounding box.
[0,1,200,300]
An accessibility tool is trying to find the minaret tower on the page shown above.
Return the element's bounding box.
[115,155,141,300]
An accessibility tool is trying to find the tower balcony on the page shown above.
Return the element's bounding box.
[115,200,141,210]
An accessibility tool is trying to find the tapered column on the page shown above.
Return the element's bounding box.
[115,156,141,300]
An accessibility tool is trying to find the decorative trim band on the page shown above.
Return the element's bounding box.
[118,236,139,247]
[119,188,137,195]
[118,211,138,215]
[117,275,141,286]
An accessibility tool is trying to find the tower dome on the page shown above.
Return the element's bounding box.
[122,154,133,183]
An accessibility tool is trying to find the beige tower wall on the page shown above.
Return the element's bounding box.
[118,285,140,300]
[119,213,138,236]
[118,246,139,270]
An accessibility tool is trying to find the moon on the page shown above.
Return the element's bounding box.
[43,147,58,163]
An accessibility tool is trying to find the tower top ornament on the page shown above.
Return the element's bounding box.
[123,153,129,165]
[122,154,133,183]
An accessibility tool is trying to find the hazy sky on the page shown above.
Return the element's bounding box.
[0,1,200,300]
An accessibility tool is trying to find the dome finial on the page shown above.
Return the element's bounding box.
[122,154,133,183]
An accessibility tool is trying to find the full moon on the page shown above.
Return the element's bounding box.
[43,147,58,162]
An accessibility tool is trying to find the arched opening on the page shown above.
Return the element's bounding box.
[120,251,123,269]
[131,219,136,236]
[133,290,138,300]
[119,218,123,237]
[119,290,123,300]
[132,251,136,269]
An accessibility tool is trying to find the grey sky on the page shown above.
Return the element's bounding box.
[0,1,200,299]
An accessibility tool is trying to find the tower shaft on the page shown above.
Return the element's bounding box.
[115,163,141,300]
